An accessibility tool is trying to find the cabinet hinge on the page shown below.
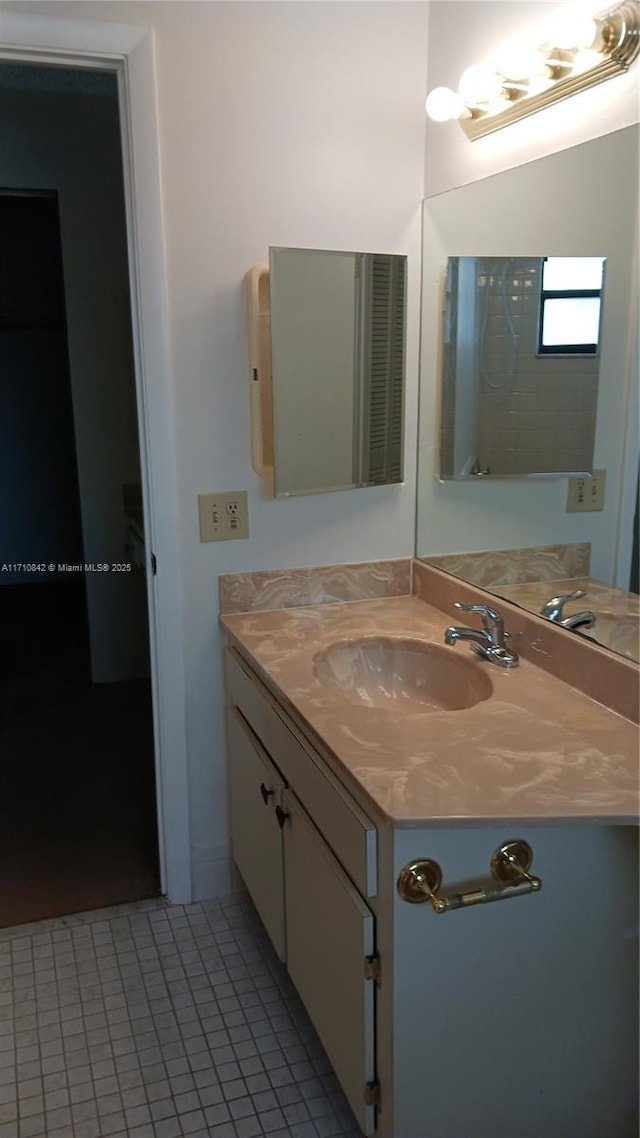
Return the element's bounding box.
[364,953,380,984]
[365,1080,381,1108]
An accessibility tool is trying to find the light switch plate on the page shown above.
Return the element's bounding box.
[566,469,606,513]
[198,491,249,541]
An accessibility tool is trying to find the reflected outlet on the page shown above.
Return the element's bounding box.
[566,469,606,513]
[198,491,249,541]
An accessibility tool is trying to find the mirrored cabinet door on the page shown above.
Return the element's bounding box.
[268,247,407,497]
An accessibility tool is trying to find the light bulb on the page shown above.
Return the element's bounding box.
[425,86,465,122]
[527,74,555,96]
[571,47,602,74]
[484,95,513,116]
[547,9,598,50]
[498,43,548,82]
[458,65,503,105]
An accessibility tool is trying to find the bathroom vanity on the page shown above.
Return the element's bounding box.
[221,587,639,1138]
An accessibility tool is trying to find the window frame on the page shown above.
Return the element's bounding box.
[537,256,604,357]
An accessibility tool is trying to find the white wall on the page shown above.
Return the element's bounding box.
[6,0,429,898]
[424,0,640,196]
[0,80,149,681]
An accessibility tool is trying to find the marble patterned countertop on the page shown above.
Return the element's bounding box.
[221,595,639,829]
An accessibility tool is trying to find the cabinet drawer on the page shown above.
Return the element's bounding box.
[225,647,377,898]
[227,707,286,961]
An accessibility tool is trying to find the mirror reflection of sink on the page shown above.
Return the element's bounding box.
[313,636,493,711]
[582,612,640,660]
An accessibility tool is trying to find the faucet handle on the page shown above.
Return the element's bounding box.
[454,602,502,625]
[540,589,586,620]
[447,601,517,666]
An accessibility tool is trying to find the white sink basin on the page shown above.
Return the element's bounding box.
[313,636,493,711]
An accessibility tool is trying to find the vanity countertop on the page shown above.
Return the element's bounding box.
[221,595,639,829]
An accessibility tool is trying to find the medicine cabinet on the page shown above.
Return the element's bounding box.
[246,247,407,497]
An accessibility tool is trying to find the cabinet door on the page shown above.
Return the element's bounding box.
[227,708,286,961]
[282,788,377,1135]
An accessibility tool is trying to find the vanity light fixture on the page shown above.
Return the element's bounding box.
[425,0,640,140]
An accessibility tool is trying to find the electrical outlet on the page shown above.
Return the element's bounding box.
[566,469,606,513]
[198,491,249,541]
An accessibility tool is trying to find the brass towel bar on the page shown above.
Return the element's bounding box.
[397,840,542,914]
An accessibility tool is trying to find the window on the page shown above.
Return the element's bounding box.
[538,256,605,355]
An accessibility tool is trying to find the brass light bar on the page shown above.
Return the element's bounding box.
[427,1,640,141]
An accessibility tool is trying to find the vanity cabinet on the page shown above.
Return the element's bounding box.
[281,789,377,1135]
[225,649,378,1135]
[224,645,639,1138]
[227,708,286,960]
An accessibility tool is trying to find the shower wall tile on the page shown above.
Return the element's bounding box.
[475,258,599,476]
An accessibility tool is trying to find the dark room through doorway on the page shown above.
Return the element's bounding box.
[0,62,160,928]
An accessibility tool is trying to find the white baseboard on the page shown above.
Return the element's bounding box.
[191,855,234,902]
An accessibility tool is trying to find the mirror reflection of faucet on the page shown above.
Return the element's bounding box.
[560,611,597,630]
[540,590,596,631]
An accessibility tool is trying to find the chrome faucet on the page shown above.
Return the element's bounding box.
[559,611,596,630]
[540,590,596,631]
[444,602,519,668]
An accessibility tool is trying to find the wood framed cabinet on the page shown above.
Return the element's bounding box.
[227,707,286,961]
[278,789,376,1135]
[224,645,639,1138]
[225,650,379,1135]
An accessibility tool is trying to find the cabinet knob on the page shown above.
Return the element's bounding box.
[275,805,289,830]
[260,782,274,805]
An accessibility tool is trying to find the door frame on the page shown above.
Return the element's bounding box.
[0,9,192,904]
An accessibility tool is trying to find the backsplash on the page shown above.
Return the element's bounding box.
[423,542,590,588]
[219,558,411,614]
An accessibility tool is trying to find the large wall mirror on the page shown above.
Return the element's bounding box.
[268,247,407,497]
[416,124,639,663]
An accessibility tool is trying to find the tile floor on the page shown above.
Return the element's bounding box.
[0,894,362,1138]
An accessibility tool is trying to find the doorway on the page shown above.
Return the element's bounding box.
[0,62,160,926]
